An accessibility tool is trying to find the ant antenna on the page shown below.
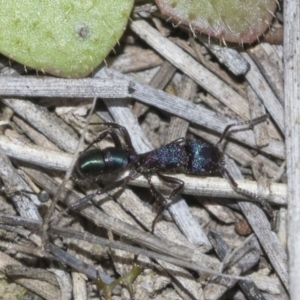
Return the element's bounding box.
[215,114,269,148]
[220,165,273,218]
[215,114,272,217]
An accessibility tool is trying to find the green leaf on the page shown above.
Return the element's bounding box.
[155,0,277,43]
[0,1,133,78]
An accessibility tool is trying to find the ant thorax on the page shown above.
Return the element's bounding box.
[138,143,188,173]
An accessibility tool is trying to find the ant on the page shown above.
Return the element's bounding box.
[55,115,272,233]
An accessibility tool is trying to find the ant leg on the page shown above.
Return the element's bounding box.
[51,170,139,224]
[156,173,184,200]
[145,175,168,233]
[1,186,50,203]
[220,166,273,218]
[19,189,50,203]
[145,174,184,233]
[215,114,268,147]
[85,128,123,152]
[90,122,135,153]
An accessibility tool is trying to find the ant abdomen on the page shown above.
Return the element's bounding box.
[75,148,131,179]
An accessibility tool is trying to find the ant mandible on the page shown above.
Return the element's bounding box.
[56,115,272,233]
